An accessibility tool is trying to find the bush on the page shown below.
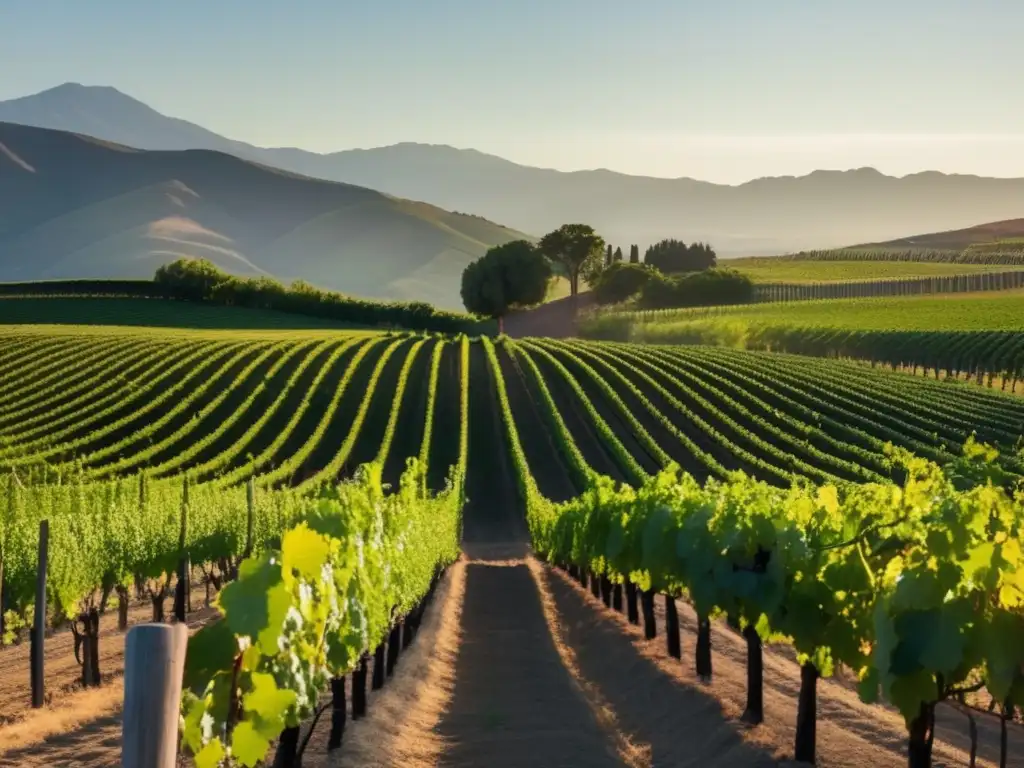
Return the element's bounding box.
[637,268,754,310]
[154,258,490,334]
[592,262,655,305]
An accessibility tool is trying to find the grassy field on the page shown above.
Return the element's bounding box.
[724,257,1022,283]
[581,291,1024,387]
[613,290,1024,331]
[0,296,376,329]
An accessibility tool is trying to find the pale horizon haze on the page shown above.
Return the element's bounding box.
[2,0,1023,184]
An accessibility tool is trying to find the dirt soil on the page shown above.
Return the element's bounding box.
[0,583,218,767]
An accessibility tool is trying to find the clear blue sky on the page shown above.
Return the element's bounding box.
[2,0,1022,183]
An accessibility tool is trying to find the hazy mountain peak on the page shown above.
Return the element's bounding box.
[3,83,1024,258]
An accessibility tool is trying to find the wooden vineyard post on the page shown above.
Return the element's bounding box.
[612,582,623,613]
[174,476,190,623]
[244,476,255,559]
[121,623,188,768]
[30,519,48,708]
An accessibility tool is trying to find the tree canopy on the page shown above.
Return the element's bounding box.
[644,239,717,273]
[539,224,605,297]
[592,262,656,305]
[460,240,551,318]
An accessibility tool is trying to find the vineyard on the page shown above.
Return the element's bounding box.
[729,258,1024,284]
[767,249,1024,266]
[753,271,1024,303]
[581,292,1024,391]
[1,325,1023,766]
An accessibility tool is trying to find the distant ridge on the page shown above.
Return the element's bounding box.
[3,83,1024,255]
[0,120,527,308]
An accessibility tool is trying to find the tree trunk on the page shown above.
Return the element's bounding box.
[641,589,656,639]
[665,595,681,659]
[612,583,623,612]
[87,608,101,686]
[907,702,934,768]
[151,591,165,623]
[600,575,612,608]
[327,676,347,750]
[741,625,763,724]
[117,585,129,631]
[352,657,368,719]
[794,663,818,763]
[386,623,401,676]
[696,614,712,682]
[402,616,414,649]
[272,725,301,768]
[372,643,386,690]
[625,581,639,625]
[589,571,601,599]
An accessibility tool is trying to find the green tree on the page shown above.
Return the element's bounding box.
[154,257,229,300]
[592,262,655,305]
[580,248,608,288]
[644,239,717,273]
[613,246,623,262]
[460,240,551,320]
[629,244,640,263]
[539,224,605,297]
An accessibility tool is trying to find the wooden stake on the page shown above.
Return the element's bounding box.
[244,476,255,559]
[30,520,48,708]
[174,477,190,622]
[121,623,188,768]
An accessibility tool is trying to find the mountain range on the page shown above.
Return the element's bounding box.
[4,83,1024,302]
[0,118,526,309]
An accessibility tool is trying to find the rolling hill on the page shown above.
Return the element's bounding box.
[852,218,1024,251]
[0,121,528,308]
[5,84,1024,256]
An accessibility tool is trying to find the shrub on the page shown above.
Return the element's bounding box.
[154,258,489,334]
[592,262,655,305]
[638,268,754,309]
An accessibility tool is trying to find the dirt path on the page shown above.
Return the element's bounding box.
[433,551,622,767]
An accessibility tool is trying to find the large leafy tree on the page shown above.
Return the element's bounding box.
[460,240,551,320]
[644,239,717,273]
[539,224,605,297]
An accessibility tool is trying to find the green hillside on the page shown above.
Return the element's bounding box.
[0,121,528,308]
